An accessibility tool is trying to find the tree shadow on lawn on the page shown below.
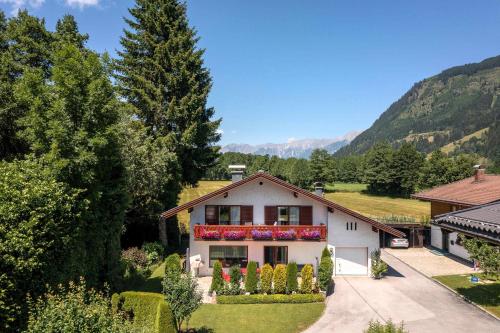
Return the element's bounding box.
[184,327,214,333]
[457,283,500,308]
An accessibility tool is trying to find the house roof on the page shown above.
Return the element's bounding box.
[434,202,500,244]
[412,174,500,206]
[161,172,405,238]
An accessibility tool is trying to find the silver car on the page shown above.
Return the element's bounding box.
[391,238,409,248]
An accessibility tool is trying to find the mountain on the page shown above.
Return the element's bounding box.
[336,55,500,157]
[221,131,360,159]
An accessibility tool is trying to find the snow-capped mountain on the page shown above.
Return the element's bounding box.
[221,131,361,159]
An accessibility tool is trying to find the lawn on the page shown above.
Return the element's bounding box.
[325,191,430,220]
[186,303,325,333]
[434,274,500,317]
[325,182,367,192]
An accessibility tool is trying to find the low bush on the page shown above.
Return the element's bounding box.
[364,319,408,333]
[229,265,242,294]
[273,264,287,294]
[122,247,148,270]
[217,293,325,304]
[245,261,258,294]
[370,250,388,279]
[112,291,176,333]
[210,260,224,293]
[261,264,273,294]
[142,242,165,265]
[286,262,298,294]
[300,264,313,294]
[164,253,182,281]
[318,256,333,291]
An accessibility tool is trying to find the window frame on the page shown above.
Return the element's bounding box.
[276,206,301,225]
[209,245,248,268]
[205,205,242,225]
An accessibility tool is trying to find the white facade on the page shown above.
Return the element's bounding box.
[187,177,382,276]
[430,225,471,261]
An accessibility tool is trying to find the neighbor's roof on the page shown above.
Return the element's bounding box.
[412,174,500,206]
[161,172,404,238]
[434,202,500,244]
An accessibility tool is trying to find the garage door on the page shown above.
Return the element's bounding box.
[335,247,368,276]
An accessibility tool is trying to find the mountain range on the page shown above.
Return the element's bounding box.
[221,131,360,159]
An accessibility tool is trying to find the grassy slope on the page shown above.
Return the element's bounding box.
[434,274,500,317]
[187,303,325,333]
[325,183,368,192]
[439,127,488,154]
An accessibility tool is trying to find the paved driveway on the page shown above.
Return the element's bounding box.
[303,251,499,333]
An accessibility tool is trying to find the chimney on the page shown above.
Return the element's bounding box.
[229,165,246,183]
[314,181,324,197]
[474,165,485,182]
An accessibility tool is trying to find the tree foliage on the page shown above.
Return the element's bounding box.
[285,262,298,294]
[461,236,499,279]
[260,264,273,294]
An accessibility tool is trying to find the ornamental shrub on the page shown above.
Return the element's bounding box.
[142,242,165,265]
[273,264,287,294]
[318,256,333,291]
[217,293,325,304]
[364,319,408,333]
[300,264,313,294]
[245,261,258,294]
[164,253,182,282]
[112,291,175,333]
[370,250,388,279]
[229,265,242,293]
[210,261,224,293]
[322,247,331,259]
[261,264,273,294]
[122,247,148,270]
[286,262,298,294]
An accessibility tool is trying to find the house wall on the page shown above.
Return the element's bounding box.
[448,232,471,261]
[328,210,379,276]
[430,201,469,218]
[431,225,442,249]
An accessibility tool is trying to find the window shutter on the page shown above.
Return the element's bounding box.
[240,206,253,225]
[205,205,219,225]
[299,206,313,225]
[264,206,277,225]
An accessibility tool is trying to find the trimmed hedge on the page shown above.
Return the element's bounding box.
[112,291,175,333]
[210,260,224,293]
[245,261,258,294]
[261,264,273,294]
[286,262,298,294]
[300,264,313,294]
[217,294,325,304]
[164,254,181,280]
[273,264,287,294]
[318,256,333,291]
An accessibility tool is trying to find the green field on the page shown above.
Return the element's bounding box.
[187,303,325,333]
[325,183,368,192]
[434,274,500,317]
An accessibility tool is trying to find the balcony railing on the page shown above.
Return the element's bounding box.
[194,224,327,241]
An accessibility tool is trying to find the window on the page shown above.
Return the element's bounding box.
[219,206,230,225]
[277,206,300,225]
[290,207,300,225]
[264,246,288,267]
[209,246,248,268]
[346,222,357,231]
[207,205,241,225]
[230,206,240,225]
[278,207,289,224]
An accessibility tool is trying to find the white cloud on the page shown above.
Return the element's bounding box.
[65,0,99,9]
[287,137,297,143]
[0,0,45,15]
[216,129,224,135]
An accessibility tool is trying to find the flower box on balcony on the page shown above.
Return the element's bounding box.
[251,229,273,240]
[223,230,247,240]
[201,230,221,240]
[275,229,297,240]
[300,230,321,240]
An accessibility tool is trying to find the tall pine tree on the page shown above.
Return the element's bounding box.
[116,0,221,245]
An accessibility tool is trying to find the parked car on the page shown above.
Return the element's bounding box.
[390,238,409,248]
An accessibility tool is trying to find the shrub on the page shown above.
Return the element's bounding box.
[286,262,298,294]
[318,256,333,291]
[261,264,273,294]
[364,319,408,333]
[300,264,313,294]
[210,261,224,293]
[162,273,203,332]
[322,247,331,259]
[142,242,165,265]
[273,264,287,294]
[26,279,136,333]
[229,265,242,288]
[217,293,325,304]
[245,261,258,294]
[370,250,388,279]
[112,291,175,333]
[164,253,182,282]
[461,236,500,279]
[122,247,148,270]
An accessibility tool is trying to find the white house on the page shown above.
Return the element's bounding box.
[161,171,404,276]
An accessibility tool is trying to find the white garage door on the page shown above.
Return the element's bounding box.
[335,247,368,276]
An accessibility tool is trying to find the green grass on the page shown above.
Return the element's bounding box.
[325,182,367,192]
[325,191,430,220]
[434,274,500,317]
[186,303,325,333]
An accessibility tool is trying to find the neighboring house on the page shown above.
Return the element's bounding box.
[412,166,500,260]
[161,170,403,277]
[433,202,500,261]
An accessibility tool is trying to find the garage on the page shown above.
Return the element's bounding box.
[335,247,368,276]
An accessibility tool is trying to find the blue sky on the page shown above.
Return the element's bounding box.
[1,1,500,145]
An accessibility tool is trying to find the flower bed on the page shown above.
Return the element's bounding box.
[251,229,273,240]
[275,230,297,240]
[301,230,321,240]
[217,294,325,304]
[223,230,247,240]
[201,230,221,240]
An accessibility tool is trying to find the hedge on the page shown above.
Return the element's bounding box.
[300,264,313,294]
[245,261,258,293]
[217,294,325,304]
[273,264,287,294]
[112,291,175,333]
[286,262,298,294]
[318,256,333,291]
[261,264,273,294]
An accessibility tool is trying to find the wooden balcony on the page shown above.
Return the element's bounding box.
[193,224,327,241]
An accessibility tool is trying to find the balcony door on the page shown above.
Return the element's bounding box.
[264,246,288,267]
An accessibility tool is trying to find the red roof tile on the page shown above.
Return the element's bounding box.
[412,174,500,206]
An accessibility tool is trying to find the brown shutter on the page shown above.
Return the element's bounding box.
[299,206,313,225]
[205,205,219,225]
[264,206,277,225]
[240,206,253,225]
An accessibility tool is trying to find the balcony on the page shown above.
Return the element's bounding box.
[193,224,327,241]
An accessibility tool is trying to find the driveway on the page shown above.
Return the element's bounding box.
[303,251,499,333]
